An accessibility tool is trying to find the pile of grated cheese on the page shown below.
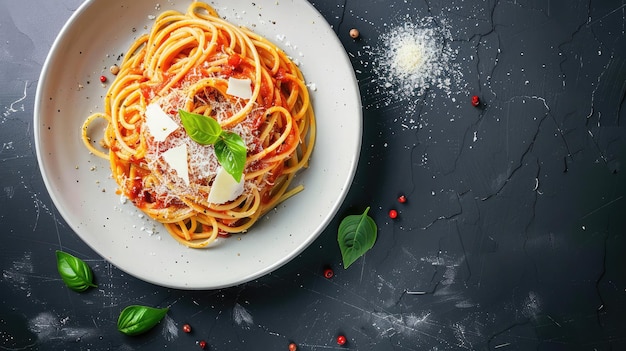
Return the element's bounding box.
[371,16,461,101]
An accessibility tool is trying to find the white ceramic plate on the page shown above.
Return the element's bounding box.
[34,0,361,289]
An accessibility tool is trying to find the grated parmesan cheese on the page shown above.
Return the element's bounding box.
[360,15,466,131]
[394,41,425,73]
[141,72,263,206]
[370,16,463,101]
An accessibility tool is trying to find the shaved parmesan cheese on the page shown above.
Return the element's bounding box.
[226,77,253,99]
[208,166,245,204]
[162,144,190,186]
[145,103,179,141]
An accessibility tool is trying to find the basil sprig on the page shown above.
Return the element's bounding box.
[55,250,97,292]
[179,109,246,182]
[337,207,378,269]
[117,305,169,336]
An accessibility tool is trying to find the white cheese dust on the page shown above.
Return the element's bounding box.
[371,16,462,101]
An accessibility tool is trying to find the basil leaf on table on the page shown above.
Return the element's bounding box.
[55,250,97,292]
[117,305,169,336]
[337,207,378,269]
[215,132,247,182]
[179,109,222,144]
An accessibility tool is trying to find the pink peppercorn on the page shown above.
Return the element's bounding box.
[471,95,480,107]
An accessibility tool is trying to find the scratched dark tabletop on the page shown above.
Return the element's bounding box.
[2,0,626,350]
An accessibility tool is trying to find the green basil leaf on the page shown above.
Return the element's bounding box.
[179,109,222,145]
[215,131,247,182]
[117,305,169,336]
[337,207,377,269]
[55,250,97,292]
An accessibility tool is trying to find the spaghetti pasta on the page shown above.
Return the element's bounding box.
[81,1,315,248]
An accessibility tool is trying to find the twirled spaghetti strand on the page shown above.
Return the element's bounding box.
[81,2,315,248]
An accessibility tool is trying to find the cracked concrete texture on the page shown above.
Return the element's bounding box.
[1,0,625,350]
[339,0,626,349]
